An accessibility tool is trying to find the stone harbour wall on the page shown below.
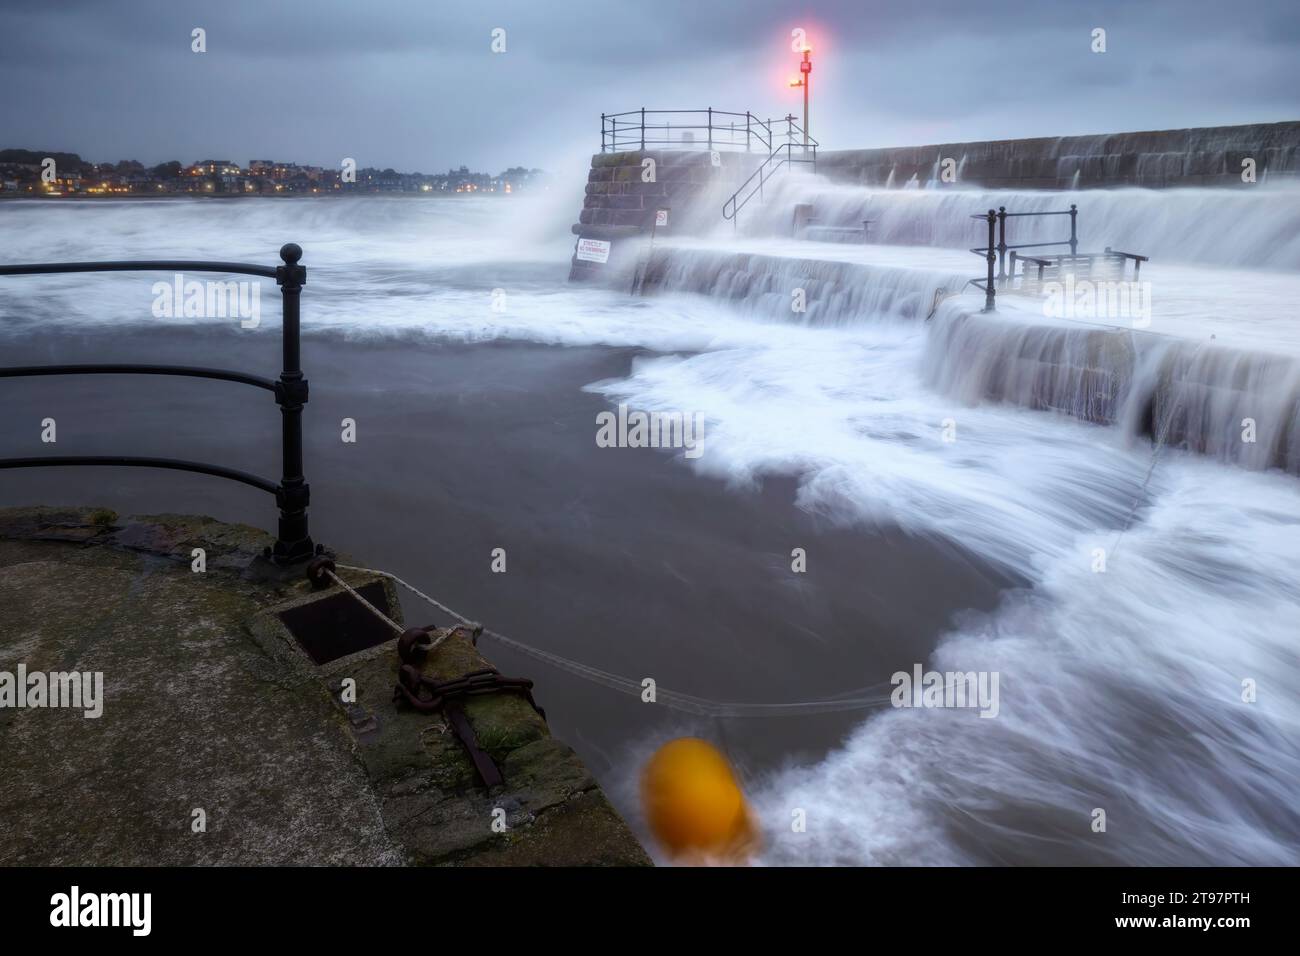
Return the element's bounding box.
[569,149,760,283]
[816,121,1300,190]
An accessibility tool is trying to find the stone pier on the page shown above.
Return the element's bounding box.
[569,149,760,284]
[0,506,650,866]
[816,121,1300,189]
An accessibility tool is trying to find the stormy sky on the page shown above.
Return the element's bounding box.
[1,0,1296,173]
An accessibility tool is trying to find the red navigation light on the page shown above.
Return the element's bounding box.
[800,59,812,73]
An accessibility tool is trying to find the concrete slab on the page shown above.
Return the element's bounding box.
[0,506,650,866]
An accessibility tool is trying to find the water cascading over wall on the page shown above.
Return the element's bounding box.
[638,246,970,325]
[577,120,1300,476]
[635,244,1300,475]
[923,303,1300,474]
[735,178,1300,270]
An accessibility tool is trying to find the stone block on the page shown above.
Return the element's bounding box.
[610,208,648,227]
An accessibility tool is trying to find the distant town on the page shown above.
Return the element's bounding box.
[0,149,549,197]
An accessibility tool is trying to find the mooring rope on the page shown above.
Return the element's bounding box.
[332,563,893,719]
[322,567,475,657]
[322,568,403,635]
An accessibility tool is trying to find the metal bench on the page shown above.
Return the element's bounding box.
[1009,248,1149,289]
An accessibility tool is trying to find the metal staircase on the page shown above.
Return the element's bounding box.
[722,117,818,226]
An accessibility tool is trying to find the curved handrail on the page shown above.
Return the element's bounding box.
[0,243,316,565]
[0,364,278,392]
[0,456,280,496]
[0,260,279,279]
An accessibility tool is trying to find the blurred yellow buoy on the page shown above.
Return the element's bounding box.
[641,737,758,862]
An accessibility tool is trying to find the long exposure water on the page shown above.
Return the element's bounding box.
[1,189,1297,865]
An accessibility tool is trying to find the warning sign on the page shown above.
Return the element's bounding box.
[655,209,669,226]
[575,237,611,263]
[710,151,722,167]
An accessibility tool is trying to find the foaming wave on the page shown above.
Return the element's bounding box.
[589,332,1300,865]
[756,460,1300,866]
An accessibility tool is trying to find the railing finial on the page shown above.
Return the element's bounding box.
[277,242,306,290]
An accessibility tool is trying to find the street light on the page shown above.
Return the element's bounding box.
[788,44,812,150]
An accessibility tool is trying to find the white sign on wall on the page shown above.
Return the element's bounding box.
[710,151,722,167]
[576,237,611,263]
[655,209,668,226]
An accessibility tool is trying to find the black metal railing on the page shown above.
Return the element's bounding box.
[969,205,1078,311]
[603,108,763,153]
[722,120,819,224]
[0,243,316,566]
[968,206,1150,312]
[601,108,818,154]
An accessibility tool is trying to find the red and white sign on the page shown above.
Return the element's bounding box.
[576,237,611,263]
[710,151,722,167]
[655,209,669,227]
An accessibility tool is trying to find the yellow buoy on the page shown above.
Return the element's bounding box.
[641,737,758,862]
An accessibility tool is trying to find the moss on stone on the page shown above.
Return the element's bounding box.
[0,506,651,867]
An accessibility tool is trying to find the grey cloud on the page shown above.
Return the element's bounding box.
[0,0,1295,171]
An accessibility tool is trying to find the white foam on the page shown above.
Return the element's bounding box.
[589,330,1300,865]
[5,195,1297,865]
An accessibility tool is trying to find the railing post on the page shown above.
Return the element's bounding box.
[996,206,1008,283]
[983,210,997,312]
[273,242,314,565]
[746,112,751,152]
[1069,204,1078,256]
[640,108,645,151]
[601,113,606,153]
[708,107,713,150]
